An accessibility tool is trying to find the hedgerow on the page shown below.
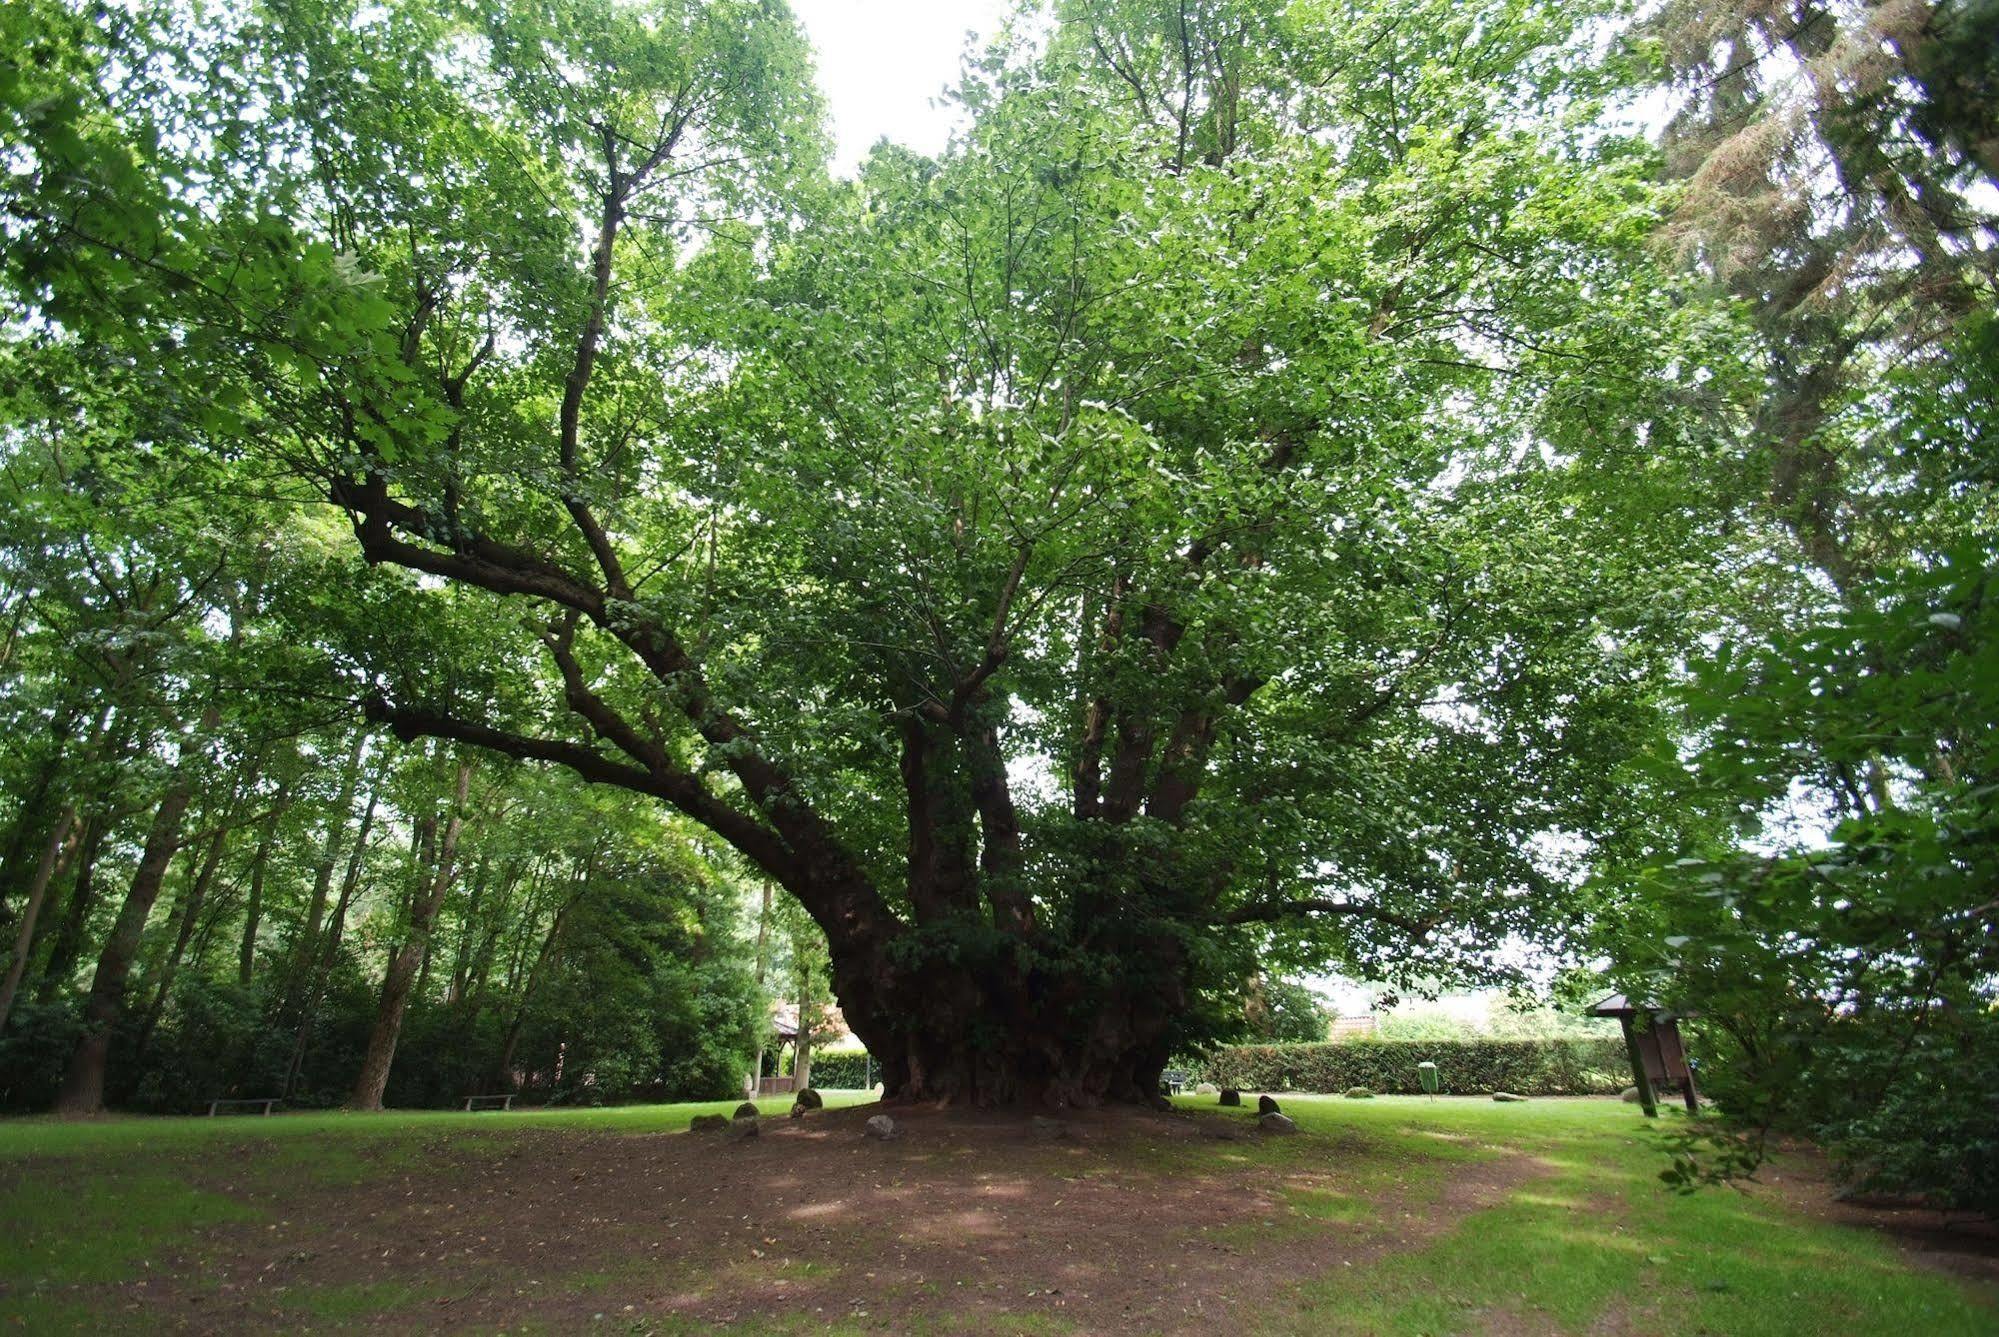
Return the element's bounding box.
[1196,1038,1628,1096]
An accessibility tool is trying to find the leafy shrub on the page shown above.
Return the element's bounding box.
[1197,1038,1627,1095]
[0,999,82,1112]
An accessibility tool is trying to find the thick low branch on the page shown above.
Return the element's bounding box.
[362,697,797,886]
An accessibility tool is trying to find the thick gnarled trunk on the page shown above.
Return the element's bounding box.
[825,918,1190,1109]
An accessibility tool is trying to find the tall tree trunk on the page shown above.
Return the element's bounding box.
[750,880,771,1095]
[36,815,107,1003]
[794,968,814,1093]
[448,852,491,1004]
[278,736,365,1016]
[53,781,194,1115]
[237,784,290,987]
[131,824,230,1060]
[349,762,472,1111]
[492,855,588,1090]
[284,787,377,1097]
[0,805,77,1032]
[0,707,79,932]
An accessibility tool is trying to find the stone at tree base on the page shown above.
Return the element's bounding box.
[1218,1088,1241,1107]
[1257,1094,1280,1115]
[689,1114,729,1133]
[789,1104,807,1119]
[1194,1082,1219,1095]
[1620,1086,1642,1103]
[1258,1112,1298,1133]
[729,1115,760,1139]
[733,1101,760,1119]
[1492,1092,1528,1103]
[863,1114,900,1141]
[793,1087,823,1110]
[1344,1087,1375,1099]
[1031,1116,1073,1140]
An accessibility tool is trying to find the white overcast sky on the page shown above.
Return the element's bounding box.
[791,0,1016,175]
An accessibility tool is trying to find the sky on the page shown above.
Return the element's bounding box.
[790,0,1016,176]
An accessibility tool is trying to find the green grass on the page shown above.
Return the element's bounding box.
[0,1092,1990,1334]
[0,1089,875,1162]
[1181,1095,1997,1336]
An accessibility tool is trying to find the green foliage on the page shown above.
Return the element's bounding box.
[805,1049,875,1090]
[1198,1039,1628,1096]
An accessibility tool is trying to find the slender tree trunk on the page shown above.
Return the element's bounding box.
[448,852,490,1004]
[795,968,814,1093]
[350,763,471,1110]
[132,824,230,1059]
[0,805,77,1032]
[53,781,194,1115]
[0,708,79,931]
[750,881,771,1095]
[284,788,377,1097]
[493,899,572,1090]
[237,785,289,987]
[36,817,107,1002]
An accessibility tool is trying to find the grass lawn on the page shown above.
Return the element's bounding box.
[0,1092,1990,1333]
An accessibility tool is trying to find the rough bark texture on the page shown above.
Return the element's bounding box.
[54,783,192,1115]
[349,763,470,1111]
[0,805,75,1033]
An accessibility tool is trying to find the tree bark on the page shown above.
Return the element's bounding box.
[493,883,579,1090]
[0,805,77,1033]
[53,781,194,1115]
[349,762,472,1110]
[285,733,367,1006]
[237,783,290,987]
[131,821,232,1060]
[36,816,108,1003]
[284,787,377,1097]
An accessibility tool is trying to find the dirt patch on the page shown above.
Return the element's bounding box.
[42,1103,1553,1333]
[1750,1143,1999,1288]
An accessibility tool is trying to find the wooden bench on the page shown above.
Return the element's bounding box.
[462,1093,517,1112]
[1161,1069,1191,1094]
[206,1097,280,1117]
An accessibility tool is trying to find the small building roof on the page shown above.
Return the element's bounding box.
[1589,992,1694,1020]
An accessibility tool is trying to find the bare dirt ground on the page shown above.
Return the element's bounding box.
[55,1103,1547,1333]
[1753,1144,1999,1289]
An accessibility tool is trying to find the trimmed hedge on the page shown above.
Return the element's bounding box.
[806,1050,877,1090]
[1196,1038,1627,1097]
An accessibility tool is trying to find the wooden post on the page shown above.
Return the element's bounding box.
[1617,1014,1659,1118]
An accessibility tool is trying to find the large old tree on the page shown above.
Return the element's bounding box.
[6,0,1739,1103]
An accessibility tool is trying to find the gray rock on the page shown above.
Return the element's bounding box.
[793,1087,823,1110]
[733,1101,760,1119]
[1257,1094,1280,1115]
[1491,1091,1529,1103]
[1194,1082,1219,1096]
[729,1114,761,1139]
[1218,1088,1241,1107]
[1620,1086,1643,1103]
[689,1113,729,1133]
[863,1114,900,1141]
[1258,1112,1298,1134]
[1344,1087,1375,1100]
